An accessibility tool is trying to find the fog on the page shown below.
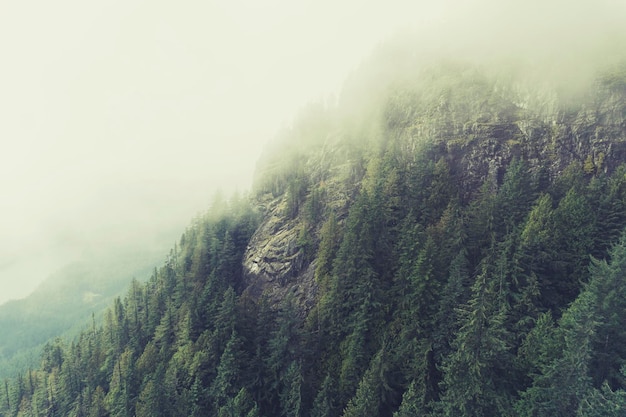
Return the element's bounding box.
[0,0,446,304]
[1,0,624,305]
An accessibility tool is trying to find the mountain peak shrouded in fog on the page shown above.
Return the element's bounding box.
[1,0,624,305]
[1,1,626,415]
[0,0,443,305]
[3,32,626,414]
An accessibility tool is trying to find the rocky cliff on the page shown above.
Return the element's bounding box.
[241,58,626,312]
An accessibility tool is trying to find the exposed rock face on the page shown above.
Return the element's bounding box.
[431,83,626,202]
[241,193,316,310]
[240,66,626,312]
[241,149,356,312]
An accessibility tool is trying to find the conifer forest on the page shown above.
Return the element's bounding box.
[2,41,626,417]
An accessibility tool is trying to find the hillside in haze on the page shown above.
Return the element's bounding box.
[2,30,626,416]
[0,248,167,379]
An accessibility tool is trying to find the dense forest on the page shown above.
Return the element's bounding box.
[2,44,626,417]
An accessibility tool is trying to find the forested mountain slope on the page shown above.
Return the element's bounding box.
[2,46,626,417]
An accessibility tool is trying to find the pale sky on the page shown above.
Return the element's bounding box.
[1,0,624,305]
[0,0,446,304]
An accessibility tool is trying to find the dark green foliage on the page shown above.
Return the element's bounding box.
[218,387,260,417]
[586,235,626,389]
[516,233,626,416]
[577,379,626,417]
[437,255,515,417]
[515,287,597,416]
[211,331,245,411]
[3,52,626,417]
[310,374,337,417]
[342,351,384,417]
[280,361,303,417]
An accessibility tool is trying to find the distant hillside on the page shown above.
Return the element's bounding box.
[2,43,626,416]
[0,249,165,379]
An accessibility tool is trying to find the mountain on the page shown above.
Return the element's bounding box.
[2,44,626,416]
[0,249,165,379]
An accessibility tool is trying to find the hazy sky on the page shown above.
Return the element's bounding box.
[1,0,624,305]
[0,0,447,304]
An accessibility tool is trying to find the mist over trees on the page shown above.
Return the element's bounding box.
[2,3,626,415]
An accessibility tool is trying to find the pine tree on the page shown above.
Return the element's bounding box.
[432,249,470,362]
[548,187,596,308]
[210,330,243,412]
[338,299,371,405]
[516,288,597,417]
[586,233,626,389]
[493,158,535,237]
[105,347,136,417]
[88,386,107,417]
[518,231,626,417]
[217,387,260,417]
[437,255,514,417]
[577,379,626,417]
[393,381,421,417]
[310,374,337,417]
[280,361,303,417]
[342,351,385,417]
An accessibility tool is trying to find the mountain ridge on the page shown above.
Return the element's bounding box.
[2,44,626,416]
[242,58,626,314]
[0,248,166,379]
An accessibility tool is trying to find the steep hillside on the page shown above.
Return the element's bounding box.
[246,58,626,314]
[2,49,626,416]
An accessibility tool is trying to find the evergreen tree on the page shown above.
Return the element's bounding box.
[518,231,626,417]
[217,387,261,417]
[88,386,107,417]
[105,347,136,417]
[210,330,244,412]
[432,249,470,362]
[586,233,626,389]
[516,288,597,417]
[280,361,303,417]
[437,255,514,417]
[548,187,596,308]
[135,375,166,417]
[393,381,421,417]
[310,374,338,417]
[577,379,626,417]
